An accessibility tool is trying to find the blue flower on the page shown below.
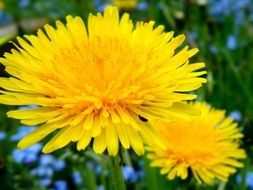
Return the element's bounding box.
[250,13,253,21]
[39,154,65,171]
[227,35,237,50]
[12,143,42,164]
[209,45,218,54]
[122,166,139,183]
[237,172,253,189]
[54,180,68,190]
[229,110,242,122]
[53,159,66,171]
[0,131,6,141]
[235,11,244,25]
[137,1,148,11]
[39,178,52,187]
[97,2,112,12]
[95,165,102,174]
[208,0,228,18]
[10,126,35,142]
[72,171,82,185]
[187,32,198,40]
[23,151,38,164]
[12,149,25,163]
[246,173,253,189]
[0,10,13,25]
[39,154,55,166]
[19,0,30,9]
[97,185,104,190]
[207,0,250,25]
[30,154,67,188]
[31,166,54,177]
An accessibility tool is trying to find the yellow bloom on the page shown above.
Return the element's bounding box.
[112,0,138,10]
[0,6,206,156]
[147,102,246,184]
[0,1,4,9]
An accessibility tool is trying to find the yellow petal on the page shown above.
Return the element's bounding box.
[93,131,106,154]
[105,123,118,156]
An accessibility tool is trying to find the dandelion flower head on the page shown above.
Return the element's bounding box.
[0,1,4,9]
[0,6,206,156]
[147,102,246,184]
[112,0,138,10]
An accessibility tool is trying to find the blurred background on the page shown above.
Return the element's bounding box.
[0,0,253,189]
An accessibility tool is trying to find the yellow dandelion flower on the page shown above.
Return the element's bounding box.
[0,6,206,156]
[147,102,246,184]
[0,1,4,9]
[112,0,138,10]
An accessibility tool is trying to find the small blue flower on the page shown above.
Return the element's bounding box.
[19,0,30,8]
[227,35,237,50]
[53,159,66,171]
[229,110,242,122]
[97,185,104,190]
[137,2,148,11]
[23,152,38,164]
[12,143,42,164]
[0,131,6,141]
[10,126,35,142]
[36,166,54,177]
[250,13,253,21]
[12,149,25,163]
[207,0,250,25]
[209,45,218,54]
[95,165,102,174]
[72,171,82,185]
[122,166,139,183]
[208,0,228,18]
[54,180,68,190]
[39,154,55,166]
[39,178,51,187]
[235,11,244,25]
[97,2,112,12]
[0,10,13,25]
[246,173,253,189]
[29,143,43,153]
[94,0,102,7]
[236,172,253,189]
[187,32,198,40]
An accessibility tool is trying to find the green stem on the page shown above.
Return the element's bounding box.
[240,158,249,190]
[223,49,253,106]
[109,155,126,190]
[122,149,133,167]
[217,182,226,190]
